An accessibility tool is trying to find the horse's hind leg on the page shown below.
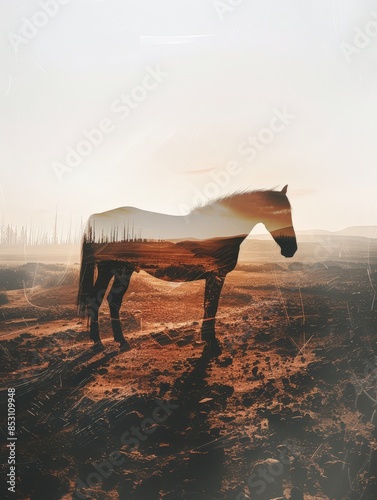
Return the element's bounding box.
[201,273,226,357]
[89,264,113,347]
[107,272,133,349]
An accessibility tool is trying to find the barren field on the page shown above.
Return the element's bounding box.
[1,262,377,499]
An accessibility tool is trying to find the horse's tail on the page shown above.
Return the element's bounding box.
[77,237,95,319]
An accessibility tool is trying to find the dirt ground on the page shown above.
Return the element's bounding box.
[1,262,377,499]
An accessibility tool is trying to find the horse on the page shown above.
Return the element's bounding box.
[77,185,297,356]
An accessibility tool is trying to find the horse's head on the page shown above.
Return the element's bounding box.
[264,185,298,258]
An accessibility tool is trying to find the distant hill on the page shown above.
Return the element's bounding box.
[333,226,377,238]
[250,226,377,240]
[241,228,377,264]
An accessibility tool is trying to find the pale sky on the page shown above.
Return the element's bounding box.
[1,0,377,239]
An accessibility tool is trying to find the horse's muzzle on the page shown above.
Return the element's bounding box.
[281,240,298,258]
[275,236,298,258]
[281,248,297,258]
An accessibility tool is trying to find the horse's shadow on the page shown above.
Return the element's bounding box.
[129,353,228,499]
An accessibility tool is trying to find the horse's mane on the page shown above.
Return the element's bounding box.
[191,187,283,213]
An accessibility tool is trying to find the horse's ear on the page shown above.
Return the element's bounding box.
[281,185,288,195]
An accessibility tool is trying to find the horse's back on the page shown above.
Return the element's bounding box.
[87,205,249,242]
[88,206,186,241]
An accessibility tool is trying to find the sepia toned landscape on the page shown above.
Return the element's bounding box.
[3,1,377,497]
[1,231,377,499]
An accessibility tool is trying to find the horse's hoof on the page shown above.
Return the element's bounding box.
[202,340,222,358]
[92,341,105,352]
[117,339,131,351]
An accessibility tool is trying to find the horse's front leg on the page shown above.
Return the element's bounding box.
[201,273,226,357]
[107,273,133,350]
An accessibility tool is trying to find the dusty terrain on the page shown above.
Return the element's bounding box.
[1,261,377,499]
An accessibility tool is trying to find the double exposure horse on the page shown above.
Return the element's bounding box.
[77,186,297,356]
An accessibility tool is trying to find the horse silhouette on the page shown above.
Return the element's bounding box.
[77,185,297,356]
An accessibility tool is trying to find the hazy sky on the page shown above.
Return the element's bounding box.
[1,0,377,238]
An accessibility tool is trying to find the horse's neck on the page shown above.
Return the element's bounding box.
[232,192,273,220]
[195,192,268,234]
